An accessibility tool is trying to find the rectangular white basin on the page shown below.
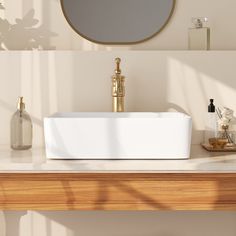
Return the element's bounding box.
[44,112,192,159]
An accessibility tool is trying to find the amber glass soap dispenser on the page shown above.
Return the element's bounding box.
[11,97,33,150]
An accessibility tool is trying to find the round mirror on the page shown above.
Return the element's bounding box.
[61,0,175,45]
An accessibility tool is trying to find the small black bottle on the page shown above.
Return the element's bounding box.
[204,99,217,144]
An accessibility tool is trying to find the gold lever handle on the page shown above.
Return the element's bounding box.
[115,58,121,74]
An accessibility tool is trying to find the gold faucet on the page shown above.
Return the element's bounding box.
[111,58,125,112]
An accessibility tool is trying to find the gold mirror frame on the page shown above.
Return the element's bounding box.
[60,0,176,45]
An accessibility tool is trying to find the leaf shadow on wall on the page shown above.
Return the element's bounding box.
[0,8,57,50]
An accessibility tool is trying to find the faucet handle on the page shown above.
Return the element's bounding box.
[115,58,121,75]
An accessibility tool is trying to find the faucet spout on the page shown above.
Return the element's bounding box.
[111,58,125,112]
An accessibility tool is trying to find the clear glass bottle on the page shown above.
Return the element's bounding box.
[188,17,210,50]
[11,97,32,150]
[217,107,236,146]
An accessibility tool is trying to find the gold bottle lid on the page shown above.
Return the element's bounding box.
[17,97,25,111]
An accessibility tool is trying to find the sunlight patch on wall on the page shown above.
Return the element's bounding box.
[48,52,58,114]
[167,56,236,145]
[167,57,213,130]
[19,211,72,236]
[20,52,32,102]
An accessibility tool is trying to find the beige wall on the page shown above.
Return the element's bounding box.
[0,0,236,50]
[3,211,236,236]
[1,51,236,147]
[1,1,236,236]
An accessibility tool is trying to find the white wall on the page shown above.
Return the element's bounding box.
[1,1,236,236]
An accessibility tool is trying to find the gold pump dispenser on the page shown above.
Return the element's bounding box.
[111,58,125,112]
[17,97,25,112]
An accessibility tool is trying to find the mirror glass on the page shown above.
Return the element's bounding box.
[61,0,175,44]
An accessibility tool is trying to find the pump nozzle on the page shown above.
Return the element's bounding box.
[17,97,25,111]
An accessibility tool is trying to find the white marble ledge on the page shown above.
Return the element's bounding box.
[0,145,236,173]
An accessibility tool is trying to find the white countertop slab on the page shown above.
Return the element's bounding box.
[0,145,236,173]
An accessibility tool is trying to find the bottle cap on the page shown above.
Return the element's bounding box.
[208,99,215,113]
[192,17,208,28]
[17,97,25,111]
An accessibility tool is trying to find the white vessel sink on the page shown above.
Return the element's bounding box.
[44,112,192,159]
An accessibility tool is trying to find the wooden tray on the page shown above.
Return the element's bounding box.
[201,143,236,152]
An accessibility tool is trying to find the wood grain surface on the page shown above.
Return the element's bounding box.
[0,173,235,210]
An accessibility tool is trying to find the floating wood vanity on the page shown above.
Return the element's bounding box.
[0,145,236,210]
